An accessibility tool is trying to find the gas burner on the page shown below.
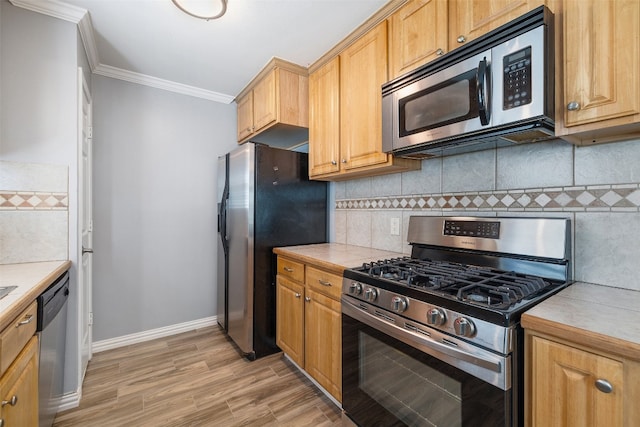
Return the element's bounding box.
[358,257,553,310]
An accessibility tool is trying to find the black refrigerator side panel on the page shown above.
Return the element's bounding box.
[253,145,328,358]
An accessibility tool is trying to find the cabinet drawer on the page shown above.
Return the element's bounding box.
[307,266,342,300]
[277,257,305,283]
[0,301,37,375]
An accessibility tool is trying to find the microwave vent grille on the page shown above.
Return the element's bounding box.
[499,129,556,144]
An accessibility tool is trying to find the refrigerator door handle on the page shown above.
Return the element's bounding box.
[219,184,229,254]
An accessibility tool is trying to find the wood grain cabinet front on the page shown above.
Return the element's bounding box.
[0,336,39,427]
[275,255,343,403]
[308,21,421,181]
[554,0,640,145]
[235,58,309,145]
[525,330,639,426]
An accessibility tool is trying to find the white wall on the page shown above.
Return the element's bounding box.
[91,75,237,341]
[0,0,83,395]
[334,139,640,291]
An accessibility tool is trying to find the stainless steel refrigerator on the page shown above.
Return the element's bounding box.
[217,142,327,360]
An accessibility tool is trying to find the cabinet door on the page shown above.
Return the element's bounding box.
[0,336,39,427]
[388,0,449,79]
[562,0,640,128]
[309,57,341,177]
[237,92,254,142]
[305,288,342,402]
[340,21,390,170]
[449,0,543,48]
[276,276,304,367]
[530,335,623,427]
[253,69,277,133]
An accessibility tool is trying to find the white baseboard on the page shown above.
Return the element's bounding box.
[57,387,82,412]
[92,316,218,353]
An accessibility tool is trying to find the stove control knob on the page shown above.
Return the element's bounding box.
[454,317,476,338]
[364,287,378,302]
[426,308,446,326]
[390,296,408,313]
[348,282,362,296]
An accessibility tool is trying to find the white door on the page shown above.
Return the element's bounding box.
[78,67,93,381]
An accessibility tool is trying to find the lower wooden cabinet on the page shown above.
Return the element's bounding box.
[276,256,342,403]
[304,288,341,401]
[276,275,304,367]
[0,335,39,427]
[526,330,639,427]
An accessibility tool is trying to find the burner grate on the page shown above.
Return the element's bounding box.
[359,257,552,309]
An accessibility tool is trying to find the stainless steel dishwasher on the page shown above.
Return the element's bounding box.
[36,271,69,427]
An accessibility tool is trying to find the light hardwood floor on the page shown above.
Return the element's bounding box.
[53,326,342,426]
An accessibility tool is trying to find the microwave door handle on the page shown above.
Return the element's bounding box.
[477,57,490,125]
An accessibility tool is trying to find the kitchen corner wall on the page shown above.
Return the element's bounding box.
[333,138,640,292]
[0,161,69,263]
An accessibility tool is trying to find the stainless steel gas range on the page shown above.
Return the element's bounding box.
[341,216,572,427]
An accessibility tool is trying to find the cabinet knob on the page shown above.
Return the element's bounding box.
[567,101,580,111]
[294,293,301,298]
[595,379,613,393]
[304,296,311,302]
[1,395,17,407]
[331,160,337,165]
[436,48,444,56]
[341,159,347,164]
[457,35,466,43]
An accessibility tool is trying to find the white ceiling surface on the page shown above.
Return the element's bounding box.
[58,0,388,102]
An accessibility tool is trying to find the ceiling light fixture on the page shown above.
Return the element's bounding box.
[171,0,228,21]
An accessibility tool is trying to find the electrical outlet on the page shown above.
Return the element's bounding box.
[390,217,400,236]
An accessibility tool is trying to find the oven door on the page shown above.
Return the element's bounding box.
[384,50,492,153]
[342,296,512,427]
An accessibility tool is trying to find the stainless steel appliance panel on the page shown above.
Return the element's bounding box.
[227,143,255,355]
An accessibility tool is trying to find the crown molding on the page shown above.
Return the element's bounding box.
[8,0,234,103]
[94,64,236,104]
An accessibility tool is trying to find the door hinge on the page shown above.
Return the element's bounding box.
[89,219,94,232]
[87,126,93,138]
[89,311,94,326]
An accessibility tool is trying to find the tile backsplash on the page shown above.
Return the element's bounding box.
[0,161,69,264]
[334,139,640,291]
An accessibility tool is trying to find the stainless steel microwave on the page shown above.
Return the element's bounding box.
[382,6,555,158]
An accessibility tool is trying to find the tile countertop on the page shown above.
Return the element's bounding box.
[273,243,406,275]
[522,282,640,361]
[0,260,71,332]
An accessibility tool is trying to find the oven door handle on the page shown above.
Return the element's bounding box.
[342,298,503,374]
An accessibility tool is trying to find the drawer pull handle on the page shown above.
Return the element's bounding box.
[16,315,33,327]
[595,379,613,393]
[1,395,17,407]
[318,280,332,287]
[283,267,294,272]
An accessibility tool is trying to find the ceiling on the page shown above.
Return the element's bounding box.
[12,0,389,103]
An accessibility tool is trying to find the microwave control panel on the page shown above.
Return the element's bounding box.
[503,47,532,110]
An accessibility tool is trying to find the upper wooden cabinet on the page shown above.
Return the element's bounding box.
[388,0,449,79]
[309,57,341,177]
[235,58,309,146]
[449,0,544,48]
[309,21,421,180]
[554,0,640,144]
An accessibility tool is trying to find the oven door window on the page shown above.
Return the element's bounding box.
[399,69,479,137]
[343,314,509,427]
